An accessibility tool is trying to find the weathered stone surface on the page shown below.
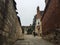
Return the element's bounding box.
[0,0,23,45]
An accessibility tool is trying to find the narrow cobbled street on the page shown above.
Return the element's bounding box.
[14,35,54,45]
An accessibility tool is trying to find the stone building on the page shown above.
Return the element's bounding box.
[0,0,23,45]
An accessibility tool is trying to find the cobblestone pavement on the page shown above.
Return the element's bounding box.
[14,35,54,45]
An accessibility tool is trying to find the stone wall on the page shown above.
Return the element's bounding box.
[0,0,22,45]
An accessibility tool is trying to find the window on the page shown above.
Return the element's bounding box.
[38,22,39,25]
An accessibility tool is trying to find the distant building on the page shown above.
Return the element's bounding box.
[32,11,43,31]
[22,26,30,34]
[22,25,33,34]
[34,6,42,36]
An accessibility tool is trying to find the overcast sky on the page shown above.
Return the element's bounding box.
[15,0,45,26]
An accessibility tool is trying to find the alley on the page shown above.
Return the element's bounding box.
[14,35,54,45]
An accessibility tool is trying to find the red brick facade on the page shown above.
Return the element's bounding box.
[41,0,60,35]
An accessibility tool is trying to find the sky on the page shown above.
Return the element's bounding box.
[15,0,45,26]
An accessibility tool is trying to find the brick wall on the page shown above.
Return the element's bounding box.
[41,0,60,44]
[42,0,60,34]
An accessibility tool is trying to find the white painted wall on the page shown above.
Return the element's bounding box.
[36,19,40,26]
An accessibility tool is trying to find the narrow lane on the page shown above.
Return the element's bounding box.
[14,35,54,45]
